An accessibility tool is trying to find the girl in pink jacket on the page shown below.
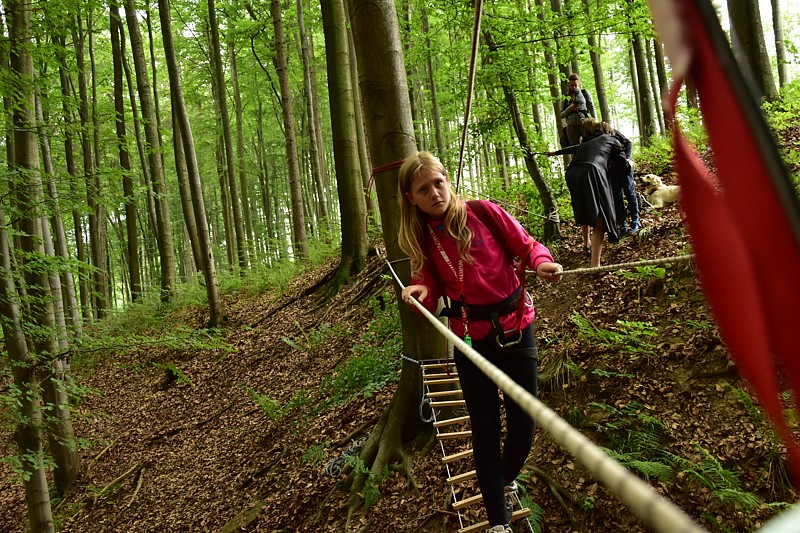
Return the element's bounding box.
[398,151,561,532]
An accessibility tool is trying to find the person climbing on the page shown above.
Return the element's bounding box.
[398,150,562,533]
[547,118,627,267]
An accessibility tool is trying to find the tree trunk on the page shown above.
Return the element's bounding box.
[34,95,81,498]
[271,0,309,260]
[631,30,655,145]
[484,30,562,241]
[160,0,223,326]
[5,0,74,518]
[208,0,249,271]
[422,7,445,158]
[321,0,369,292]
[125,0,177,301]
[229,38,256,250]
[770,0,788,88]
[727,0,779,102]
[653,35,669,126]
[534,0,569,163]
[582,0,610,123]
[296,0,329,232]
[72,15,108,318]
[646,38,664,135]
[0,208,53,533]
[346,0,448,519]
[87,9,111,316]
[52,35,90,322]
[110,4,142,301]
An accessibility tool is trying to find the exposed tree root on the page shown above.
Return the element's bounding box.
[530,465,578,529]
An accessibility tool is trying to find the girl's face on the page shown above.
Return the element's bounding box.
[406,167,451,220]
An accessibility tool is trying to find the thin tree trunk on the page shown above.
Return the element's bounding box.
[296,0,329,232]
[631,30,655,145]
[0,207,53,533]
[582,0,610,123]
[646,38,664,135]
[125,0,177,301]
[770,0,788,88]
[208,0,248,271]
[484,30,561,241]
[229,39,256,250]
[271,0,308,260]
[72,15,108,318]
[322,0,368,290]
[422,7,445,157]
[110,4,142,301]
[160,0,223,325]
[728,0,779,102]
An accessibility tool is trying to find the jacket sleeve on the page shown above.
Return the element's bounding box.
[411,261,442,315]
[552,143,580,156]
[483,201,554,270]
[615,131,633,158]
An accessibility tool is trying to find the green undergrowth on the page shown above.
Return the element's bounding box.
[245,291,402,423]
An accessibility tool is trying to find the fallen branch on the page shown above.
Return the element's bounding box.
[93,462,145,507]
[127,466,147,508]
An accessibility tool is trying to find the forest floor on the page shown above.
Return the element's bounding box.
[2,176,799,532]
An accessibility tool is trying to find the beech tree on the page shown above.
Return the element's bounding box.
[346,0,448,523]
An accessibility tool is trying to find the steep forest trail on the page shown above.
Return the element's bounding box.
[1,194,797,532]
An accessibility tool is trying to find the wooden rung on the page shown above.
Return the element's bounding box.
[458,508,532,533]
[423,372,459,379]
[426,389,462,398]
[434,415,470,428]
[424,377,461,386]
[430,400,466,408]
[452,492,483,510]
[437,430,472,441]
[421,362,457,369]
[446,469,476,485]
[442,448,473,464]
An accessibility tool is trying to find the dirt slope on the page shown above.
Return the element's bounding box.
[1,200,796,532]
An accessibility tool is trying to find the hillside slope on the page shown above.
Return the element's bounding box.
[1,201,796,532]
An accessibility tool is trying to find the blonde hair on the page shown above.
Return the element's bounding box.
[397,151,474,280]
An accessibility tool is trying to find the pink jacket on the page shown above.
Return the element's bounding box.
[413,200,553,341]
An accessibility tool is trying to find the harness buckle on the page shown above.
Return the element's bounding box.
[495,328,523,348]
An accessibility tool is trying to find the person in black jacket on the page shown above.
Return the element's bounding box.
[547,118,627,267]
[600,122,640,236]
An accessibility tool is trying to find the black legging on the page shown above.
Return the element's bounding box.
[453,324,538,526]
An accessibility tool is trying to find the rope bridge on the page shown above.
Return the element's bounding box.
[387,260,709,533]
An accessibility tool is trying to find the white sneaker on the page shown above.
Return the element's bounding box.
[485,525,512,533]
[504,480,517,493]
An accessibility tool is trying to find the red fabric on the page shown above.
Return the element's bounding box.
[668,0,800,481]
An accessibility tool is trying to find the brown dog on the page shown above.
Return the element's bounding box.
[636,174,680,208]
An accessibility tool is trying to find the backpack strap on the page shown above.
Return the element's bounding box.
[467,200,534,346]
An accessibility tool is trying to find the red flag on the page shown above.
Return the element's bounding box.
[653,0,800,482]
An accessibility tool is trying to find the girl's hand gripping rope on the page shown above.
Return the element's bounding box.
[536,261,564,283]
[402,284,429,305]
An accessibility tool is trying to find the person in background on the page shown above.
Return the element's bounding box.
[398,151,562,533]
[547,119,627,267]
[600,122,640,236]
[560,73,596,147]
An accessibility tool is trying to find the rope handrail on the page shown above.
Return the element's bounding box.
[543,254,695,277]
[386,260,709,533]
